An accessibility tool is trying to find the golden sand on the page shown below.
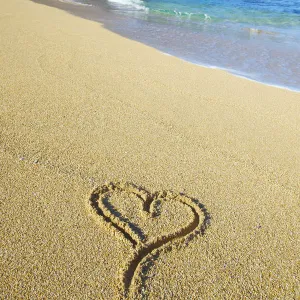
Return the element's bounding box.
[0,0,299,299]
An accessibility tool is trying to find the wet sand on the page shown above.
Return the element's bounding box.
[0,0,300,299]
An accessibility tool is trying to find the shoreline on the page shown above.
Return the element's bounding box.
[33,0,300,93]
[1,0,300,299]
[176,56,300,94]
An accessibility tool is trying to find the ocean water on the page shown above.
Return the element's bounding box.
[39,0,300,91]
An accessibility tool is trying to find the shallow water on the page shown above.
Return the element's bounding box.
[36,0,300,91]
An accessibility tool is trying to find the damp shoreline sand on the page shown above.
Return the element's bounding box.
[0,0,300,299]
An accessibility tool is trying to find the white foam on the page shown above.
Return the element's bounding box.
[107,0,148,11]
[204,13,211,21]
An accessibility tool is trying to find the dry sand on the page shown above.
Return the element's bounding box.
[0,0,300,299]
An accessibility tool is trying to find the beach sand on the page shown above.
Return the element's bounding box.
[0,0,300,299]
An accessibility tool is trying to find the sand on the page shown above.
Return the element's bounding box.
[0,0,299,299]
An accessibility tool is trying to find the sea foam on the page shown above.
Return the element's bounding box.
[107,0,148,11]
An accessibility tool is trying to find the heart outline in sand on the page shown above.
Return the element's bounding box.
[89,182,210,299]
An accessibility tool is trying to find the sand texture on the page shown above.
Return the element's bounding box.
[0,0,300,299]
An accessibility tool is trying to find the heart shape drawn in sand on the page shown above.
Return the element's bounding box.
[89,182,210,299]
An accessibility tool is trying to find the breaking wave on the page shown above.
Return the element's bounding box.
[107,0,149,11]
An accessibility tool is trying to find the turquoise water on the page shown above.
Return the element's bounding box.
[146,0,300,27]
[104,0,300,31]
[56,0,300,90]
